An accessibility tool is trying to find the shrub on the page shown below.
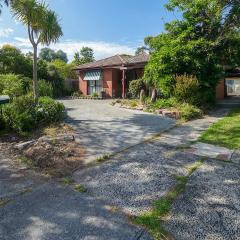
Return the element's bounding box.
[91,92,99,98]
[2,94,36,132]
[129,79,145,98]
[0,74,31,98]
[174,74,200,105]
[2,95,65,133]
[0,114,5,130]
[38,79,53,97]
[146,97,178,112]
[37,97,65,124]
[72,91,83,98]
[177,103,203,121]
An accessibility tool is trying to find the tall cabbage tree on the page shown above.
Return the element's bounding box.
[11,0,63,100]
[0,0,13,14]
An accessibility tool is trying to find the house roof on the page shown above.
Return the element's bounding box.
[75,53,149,70]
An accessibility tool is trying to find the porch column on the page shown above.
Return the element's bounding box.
[122,69,126,98]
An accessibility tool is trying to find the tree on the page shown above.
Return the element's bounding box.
[50,59,77,80]
[0,45,32,77]
[0,0,12,14]
[145,0,240,105]
[73,46,94,65]
[39,48,68,63]
[11,0,63,101]
[135,46,149,55]
[55,49,68,63]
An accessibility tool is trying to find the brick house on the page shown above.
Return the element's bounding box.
[75,53,149,98]
[75,52,239,100]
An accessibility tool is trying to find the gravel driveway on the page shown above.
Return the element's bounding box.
[61,99,175,163]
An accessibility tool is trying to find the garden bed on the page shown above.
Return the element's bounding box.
[112,98,203,121]
[0,124,86,178]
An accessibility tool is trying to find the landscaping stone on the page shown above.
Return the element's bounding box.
[15,141,35,150]
[189,142,234,160]
[164,160,240,240]
[231,150,240,165]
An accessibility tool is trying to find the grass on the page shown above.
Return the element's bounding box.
[199,108,240,149]
[62,177,74,185]
[0,198,11,207]
[18,156,33,167]
[133,159,205,240]
[74,184,87,193]
[97,154,110,163]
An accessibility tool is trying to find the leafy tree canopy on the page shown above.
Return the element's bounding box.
[39,48,68,63]
[145,0,240,103]
[0,45,32,78]
[73,46,94,65]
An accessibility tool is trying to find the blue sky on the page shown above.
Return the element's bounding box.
[0,0,180,61]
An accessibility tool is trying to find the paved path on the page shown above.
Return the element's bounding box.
[60,99,175,163]
[0,155,151,240]
[74,108,240,239]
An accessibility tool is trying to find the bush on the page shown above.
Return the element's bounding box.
[129,79,145,98]
[38,79,53,97]
[2,94,36,132]
[91,92,99,98]
[146,97,178,112]
[37,97,65,123]
[177,103,203,121]
[2,95,65,133]
[0,74,31,98]
[72,91,83,98]
[174,74,200,105]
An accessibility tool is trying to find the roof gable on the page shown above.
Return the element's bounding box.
[75,53,149,70]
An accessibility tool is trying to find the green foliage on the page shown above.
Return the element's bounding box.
[73,46,94,65]
[38,79,53,97]
[36,97,65,124]
[144,0,240,106]
[129,79,145,98]
[0,45,32,78]
[39,48,68,63]
[2,94,65,133]
[91,92,99,98]
[177,103,203,121]
[174,74,200,105]
[72,91,83,98]
[2,94,36,132]
[146,97,178,112]
[0,74,31,98]
[200,108,240,149]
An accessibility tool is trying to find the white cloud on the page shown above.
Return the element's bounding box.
[0,28,14,37]
[0,37,136,61]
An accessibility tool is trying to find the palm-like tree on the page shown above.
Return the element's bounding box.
[0,0,13,14]
[11,0,63,100]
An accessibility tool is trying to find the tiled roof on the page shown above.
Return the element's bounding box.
[75,53,149,70]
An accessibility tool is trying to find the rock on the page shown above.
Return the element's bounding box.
[15,141,35,150]
[38,135,75,143]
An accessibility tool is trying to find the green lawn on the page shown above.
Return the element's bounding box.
[199,108,240,149]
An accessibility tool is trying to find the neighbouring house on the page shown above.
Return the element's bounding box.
[216,68,240,100]
[75,52,239,100]
[74,53,149,98]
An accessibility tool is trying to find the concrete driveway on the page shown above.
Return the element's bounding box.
[61,99,175,163]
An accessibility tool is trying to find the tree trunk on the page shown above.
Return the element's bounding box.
[151,88,157,102]
[33,44,38,102]
[140,89,145,105]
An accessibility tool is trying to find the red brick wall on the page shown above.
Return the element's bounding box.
[79,71,87,95]
[103,69,113,98]
[216,79,225,100]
